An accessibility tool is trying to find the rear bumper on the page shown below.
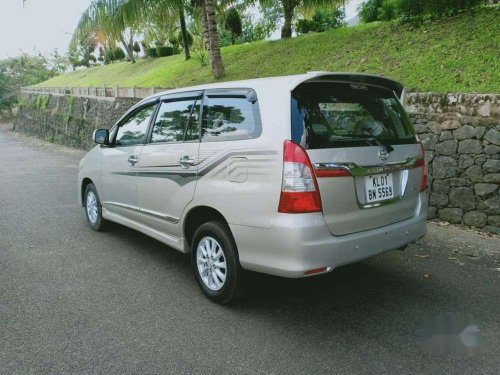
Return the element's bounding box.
[231,192,427,278]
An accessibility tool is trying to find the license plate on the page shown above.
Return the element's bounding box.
[365,173,394,203]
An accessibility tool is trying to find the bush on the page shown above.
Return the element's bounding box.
[145,47,157,58]
[132,41,141,54]
[359,0,398,22]
[156,45,174,57]
[105,49,115,63]
[296,19,315,34]
[296,8,344,34]
[113,47,126,60]
[379,0,398,20]
[360,0,484,23]
[178,30,194,48]
[397,0,483,21]
[224,8,243,44]
[359,0,383,22]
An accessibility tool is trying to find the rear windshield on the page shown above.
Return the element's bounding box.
[291,82,416,149]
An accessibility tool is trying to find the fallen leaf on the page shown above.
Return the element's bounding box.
[424,274,430,278]
[448,257,459,261]
[495,268,500,272]
[415,254,430,259]
[464,253,477,258]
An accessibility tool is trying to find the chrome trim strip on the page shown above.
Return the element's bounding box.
[314,156,423,210]
[358,196,403,209]
[105,202,179,223]
[140,208,180,224]
[314,155,423,177]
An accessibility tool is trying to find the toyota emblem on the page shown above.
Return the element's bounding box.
[378,148,389,161]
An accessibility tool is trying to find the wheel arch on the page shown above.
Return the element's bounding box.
[80,177,94,206]
[183,206,231,250]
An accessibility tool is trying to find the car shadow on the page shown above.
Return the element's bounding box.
[104,220,443,317]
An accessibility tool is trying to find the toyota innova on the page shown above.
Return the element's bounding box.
[78,72,428,303]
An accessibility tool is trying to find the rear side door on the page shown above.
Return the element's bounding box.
[100,102,157,221]
[135,91,203,237]
[291,80,424,236]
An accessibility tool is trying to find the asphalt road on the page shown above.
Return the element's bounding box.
[1,126,499,375]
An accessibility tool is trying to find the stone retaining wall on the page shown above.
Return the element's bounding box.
[14,93,139,150]
[13,91,500,232]
[407,93,499,233]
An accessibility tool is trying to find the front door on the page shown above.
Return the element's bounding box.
[100,103,157,222]
[136,92,202,236]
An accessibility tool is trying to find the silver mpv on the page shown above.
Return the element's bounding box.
[79,72,428,303]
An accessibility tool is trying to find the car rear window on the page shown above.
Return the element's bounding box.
[291,82,416,149]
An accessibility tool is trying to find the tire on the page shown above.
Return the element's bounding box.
[84,183,106,231]
[192,221,244,304]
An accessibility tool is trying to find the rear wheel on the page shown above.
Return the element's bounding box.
[192,221,243,304]
[84,183,106,231]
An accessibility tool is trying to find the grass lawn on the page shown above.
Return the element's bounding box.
[37,6,499,93]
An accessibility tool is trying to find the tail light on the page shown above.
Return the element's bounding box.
[416,141,427,192]
[278,140,322,213]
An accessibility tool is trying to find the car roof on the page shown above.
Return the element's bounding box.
[135,72,405,107]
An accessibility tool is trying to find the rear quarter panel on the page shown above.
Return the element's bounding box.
[184,85,289,229]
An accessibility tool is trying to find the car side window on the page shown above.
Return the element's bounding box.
[201,92,261,142]
[150,99,200,143]
[115,105,156,146]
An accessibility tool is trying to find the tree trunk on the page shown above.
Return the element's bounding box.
[281,1,294,38]
[120,35,136,63]
[179,6,190,61]
[202,0,225,78]
[200,2,210,52]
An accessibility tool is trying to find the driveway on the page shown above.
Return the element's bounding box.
[1,125,499,374]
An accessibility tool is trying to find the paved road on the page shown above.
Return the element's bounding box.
[1,127,499,375]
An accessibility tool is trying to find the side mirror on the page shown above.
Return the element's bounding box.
[93,129,109,145]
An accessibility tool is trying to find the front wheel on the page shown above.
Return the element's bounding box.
[84,183,106,231]
[192,221,244,304]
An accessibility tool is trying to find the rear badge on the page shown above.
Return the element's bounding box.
[378,148,389,161]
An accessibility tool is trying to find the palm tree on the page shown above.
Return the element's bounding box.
[120,0,191,61]
[261,0,346,38]
[122,0,224,77]
[72,0,137,63]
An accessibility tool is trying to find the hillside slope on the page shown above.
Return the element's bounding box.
[38,7,499,93]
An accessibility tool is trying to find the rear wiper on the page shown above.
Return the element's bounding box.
[337,135,394,153]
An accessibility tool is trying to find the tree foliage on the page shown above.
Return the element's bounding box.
[0,53,68,115]
[296,7,344,33]
[224,8,243,45]
[359,0,485,23]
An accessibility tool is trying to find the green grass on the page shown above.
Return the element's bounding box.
[38,6,499,93]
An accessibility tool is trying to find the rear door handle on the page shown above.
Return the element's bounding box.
[179,155,196,169]
[128,155,139,166]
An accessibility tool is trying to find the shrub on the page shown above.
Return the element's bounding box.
[396,0,483,21]
[379,0,398,20]
[178,30,194,48]
[359,0,398,22]
[156,45,174,57]
[224,8,243,44]
[132,41,141,54]
[296,8,344,34]
[359,0,383,22]
[104,49,115,63]
[397,0,426,21]
[113,47,126,60]
[145,47,158,58]
[296,19,315,34]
